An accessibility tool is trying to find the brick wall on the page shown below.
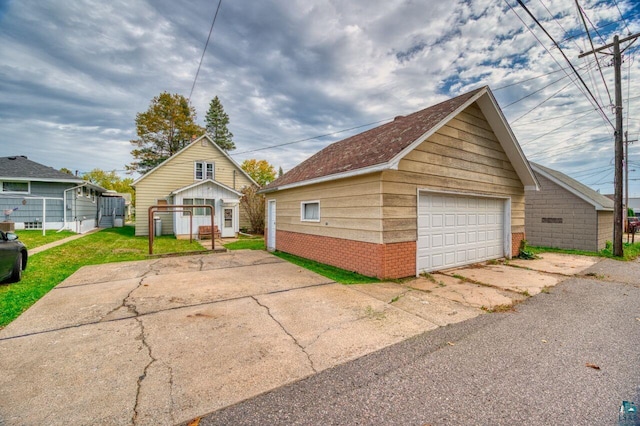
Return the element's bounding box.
[276,230,416,279]
[511,232,525,257]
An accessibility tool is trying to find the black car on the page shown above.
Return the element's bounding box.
[0,230,28,283]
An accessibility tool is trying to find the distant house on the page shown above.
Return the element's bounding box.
[132,134,257,238]
[0,155,107,233]
[526,162,613,251]
[261,86,538,279]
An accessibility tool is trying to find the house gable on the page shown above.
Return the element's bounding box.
[133,134,256,236]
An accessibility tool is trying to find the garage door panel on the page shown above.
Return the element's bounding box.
[418,193,505,273]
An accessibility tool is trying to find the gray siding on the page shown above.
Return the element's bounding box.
[0,198,64,222]
[597,210,613,250]
[525,173,600,251]
[0,181,73,223]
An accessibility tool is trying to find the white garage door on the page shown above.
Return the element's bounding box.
[417,193,505,273]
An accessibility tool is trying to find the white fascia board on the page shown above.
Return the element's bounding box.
[476,91,539,190]
[170,178,242,196]
[531,165,611,211]
[260,163,389,193]
[0,177,84,184]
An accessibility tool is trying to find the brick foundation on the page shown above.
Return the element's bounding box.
[276,230,416,279]
[511,232,525,257]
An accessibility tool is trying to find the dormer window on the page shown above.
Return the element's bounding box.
[195,161,214,180]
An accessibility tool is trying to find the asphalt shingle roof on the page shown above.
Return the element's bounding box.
[531,162,614,210]
[0,155,83,181]
[265,87,485,190]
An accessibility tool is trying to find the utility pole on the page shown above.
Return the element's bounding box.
[579,32,640,257]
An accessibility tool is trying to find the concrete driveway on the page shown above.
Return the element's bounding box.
[0,250,600,425]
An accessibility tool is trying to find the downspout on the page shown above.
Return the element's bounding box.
[61,183,88,232]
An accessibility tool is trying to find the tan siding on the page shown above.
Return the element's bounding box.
[382,103,525,244]
[268,173,383,244]
[135,139,254,236]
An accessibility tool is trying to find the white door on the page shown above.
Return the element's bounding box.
[221,207,235,238]
[267,200,276,251]
[417,192,505,273]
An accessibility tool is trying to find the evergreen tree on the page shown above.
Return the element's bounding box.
[278,166,284,178]
[205,96,236,151]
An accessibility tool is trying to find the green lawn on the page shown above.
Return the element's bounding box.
[223,237,265,250]
[528,240,640,261]
[0,226,205,328]
[273,251,379,284]
[14,230,77,249]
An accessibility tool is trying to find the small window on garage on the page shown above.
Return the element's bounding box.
[301,201,320,222]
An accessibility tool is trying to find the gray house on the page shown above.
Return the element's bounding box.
[0,156,107,233]
[525,162,613,251]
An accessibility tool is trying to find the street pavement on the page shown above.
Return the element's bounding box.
[198,259,640,426]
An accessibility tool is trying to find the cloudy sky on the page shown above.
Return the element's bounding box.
[1,0,640,196]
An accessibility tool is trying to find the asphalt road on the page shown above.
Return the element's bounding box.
[195,261,640,426]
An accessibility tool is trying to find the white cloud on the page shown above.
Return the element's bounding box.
[0,0,639,195]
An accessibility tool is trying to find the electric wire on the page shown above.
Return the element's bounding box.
[188,0,223,102]
[575,0,613,106]
[513,0,614,129]
[612,0,632,35]
[230,117,394,156]
[520,109,596,146]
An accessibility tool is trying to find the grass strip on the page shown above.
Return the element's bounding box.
[272,251,379,285]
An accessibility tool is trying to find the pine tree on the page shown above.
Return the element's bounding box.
[278,166,284,178]
[205,96,236,151]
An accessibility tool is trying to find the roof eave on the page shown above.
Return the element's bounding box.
[531,164,612,211]
[259,163,391,194]
[475,89,540,191]
[0,176,84,184]
[170,178,243,196]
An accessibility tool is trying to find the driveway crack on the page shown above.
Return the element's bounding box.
[132,315,156,425]
[250,296,317,374]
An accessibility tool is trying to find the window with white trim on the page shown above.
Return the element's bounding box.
[195,161,214,180]
[301,201,320,222]
[1,181,29,193]
[183,198,215,216]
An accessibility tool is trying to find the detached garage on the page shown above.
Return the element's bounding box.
[525,162,613,252]
[261,86,538,279]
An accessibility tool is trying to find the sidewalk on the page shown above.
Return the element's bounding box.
[28,229,101,255]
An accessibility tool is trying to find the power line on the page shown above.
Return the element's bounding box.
[493,63,586,91]
[510,78,575,124]
[512,107,595,125]
[575,0,613,106]
[513,0,614,129]
[612,0,632,35]
[230,118,394,155]
[520,109,595,146]
[188,0,223,102]
[539,0,583,52]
